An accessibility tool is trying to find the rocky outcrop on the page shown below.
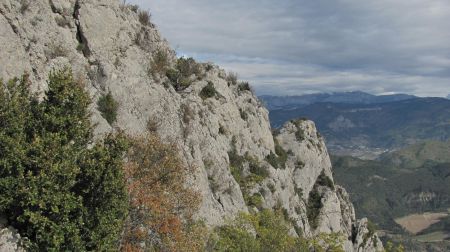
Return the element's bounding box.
[353,218,384,252]
[0,0,382,250]
[0,218,24,252]
[0,228,25,252]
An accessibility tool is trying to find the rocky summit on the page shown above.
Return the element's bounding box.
[0,0,382,251]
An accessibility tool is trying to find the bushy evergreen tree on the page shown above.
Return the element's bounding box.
[0,68,128,250]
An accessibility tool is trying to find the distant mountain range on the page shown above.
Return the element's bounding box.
[261,92,450,158]
[260,91,416,110]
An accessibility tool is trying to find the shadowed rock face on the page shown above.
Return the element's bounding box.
[0,0,382,250]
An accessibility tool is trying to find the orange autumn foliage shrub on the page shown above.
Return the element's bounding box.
[121,132,207,251]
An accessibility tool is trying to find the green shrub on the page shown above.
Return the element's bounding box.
[138,10,151,26]
[307,188,323,229]
[281,208,292,223]
[205,63,214,72]
[129,4,139,13]
[177,57,201,78]
[199,81,217,100]
[306,171,334,230]
[229,151,268,191]
[230,165,243,186]
[166,68,179,83]
[362,220,377,246]
[97,91,119,125]
[228,145,269,206]
[265,139,288,169]
[165,57,202,91]
[274,139,288,167]
[266,152,279,168]
[385,241,405,252]
[149,49,170,77]
[367,220,376,237]
[228,150,245,171]
[211,222,260,251]
[0,69,128,250]
[316,170,335,190]
[178,76,192,89]
[248,157,269,178]
[291,118,308,125]
[211,210,306,251]
[238,81,251,92]
[226,71,238,85]
[211,210,346,252]
[246,193,263,209]
[295,187,304,198]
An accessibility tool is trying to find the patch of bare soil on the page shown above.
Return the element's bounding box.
[395,212,448,234]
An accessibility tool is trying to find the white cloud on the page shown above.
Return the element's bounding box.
[129,0,450,97]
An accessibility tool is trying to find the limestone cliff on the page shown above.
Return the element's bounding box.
[0,0,382,251]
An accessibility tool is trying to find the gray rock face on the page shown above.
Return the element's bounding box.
[353,218,384,252]
[0,217,24,252]
[0,227,25,252]
[0,0,382,250]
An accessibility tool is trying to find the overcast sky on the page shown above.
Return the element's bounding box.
[130,0,450,97]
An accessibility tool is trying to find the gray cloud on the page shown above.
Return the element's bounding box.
[130,0,450,97]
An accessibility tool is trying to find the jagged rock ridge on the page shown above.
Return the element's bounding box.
[0,0,382,251]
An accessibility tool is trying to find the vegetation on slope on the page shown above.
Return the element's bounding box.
[209,209,345,252]
[0,67,394,250]
[0,69,207,251]
[228,137,269,209]
[379,140,450,168]
[97,91,119,125]
[122,131,207,251]
[0,69,128,250]
[265,137,288,169]
[332,154,450,232]
[332,141,450,252]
